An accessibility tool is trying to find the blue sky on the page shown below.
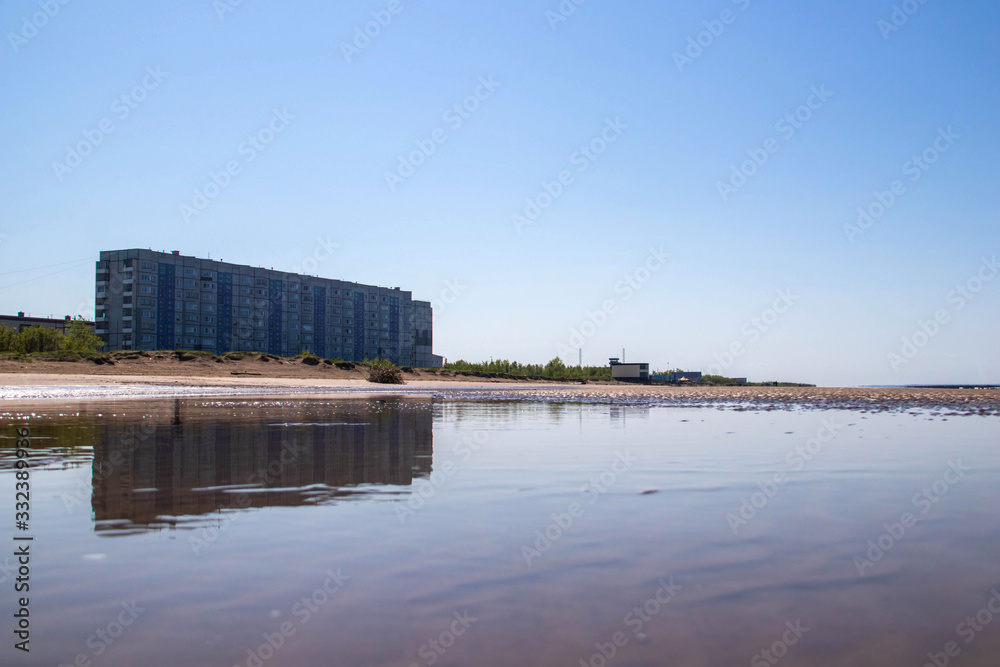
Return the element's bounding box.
[1,0,998,386]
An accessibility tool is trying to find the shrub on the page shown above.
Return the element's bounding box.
[366,358,403,384]
[296,350,321,365]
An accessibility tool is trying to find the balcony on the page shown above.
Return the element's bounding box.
[122,315,133,322]
[96,280,109,287]
[96,304,106,311]
[96,291,108,299]
[95,326,108,334]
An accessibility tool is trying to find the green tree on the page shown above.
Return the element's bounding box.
[14,326,63,353]
[543,357,567,377]
[62,317,104,353]
[0,324,15,352]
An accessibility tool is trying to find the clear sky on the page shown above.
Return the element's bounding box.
[1,0,998,386]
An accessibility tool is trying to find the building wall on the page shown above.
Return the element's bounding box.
[412,300,435,368]
[0,314,95,334]
[611,363,648,379]
[95,249,441,366]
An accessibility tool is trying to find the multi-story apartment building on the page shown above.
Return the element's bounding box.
[95,249,441,366]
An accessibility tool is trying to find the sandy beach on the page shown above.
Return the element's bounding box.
[2,368,999,415]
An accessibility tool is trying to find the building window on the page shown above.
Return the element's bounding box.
[140,286,153,294]
[184,268,196,275]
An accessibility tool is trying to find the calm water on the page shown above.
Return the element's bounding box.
[1,397,999,666]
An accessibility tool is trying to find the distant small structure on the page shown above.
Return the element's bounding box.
[668,371,703,384]
[609,358,649,382]
[0,312,94,334]
[732,377,748,385]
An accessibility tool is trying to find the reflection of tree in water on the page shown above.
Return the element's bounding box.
[89,398,433,532]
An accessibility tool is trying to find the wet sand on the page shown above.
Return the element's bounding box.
[2,372,999,414]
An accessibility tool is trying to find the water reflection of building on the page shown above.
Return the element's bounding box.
[91,399,432,531]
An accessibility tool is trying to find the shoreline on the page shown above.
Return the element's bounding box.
[2,373,999,415]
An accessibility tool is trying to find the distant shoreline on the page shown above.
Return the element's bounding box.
[2,374,1000,416]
